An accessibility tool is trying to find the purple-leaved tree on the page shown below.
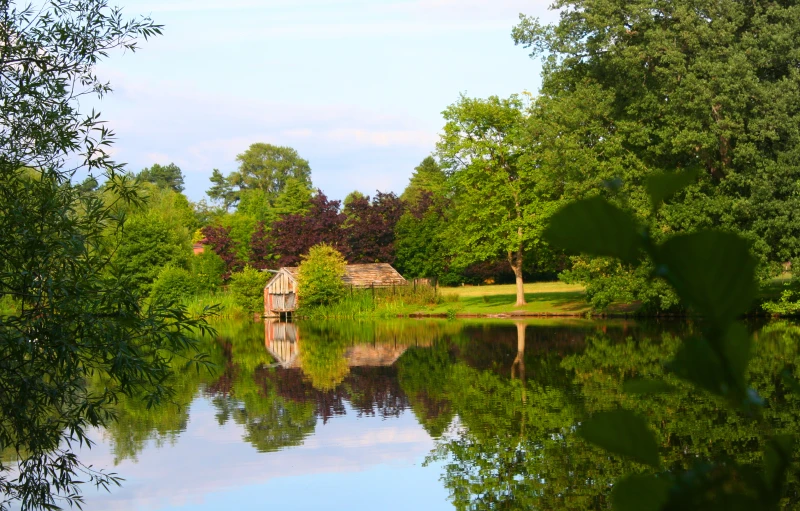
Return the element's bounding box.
[201,225,243,278]
[271,192,347,267]
[343,192,404,264]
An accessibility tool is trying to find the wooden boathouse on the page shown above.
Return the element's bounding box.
[264,263,406,317]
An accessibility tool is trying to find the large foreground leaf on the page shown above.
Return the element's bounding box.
[579,409,661,468]
[645,170,698,210]
[668,325,753,402]
[657,231,756,328]
[543,197,643,264]
[613,473,671,511]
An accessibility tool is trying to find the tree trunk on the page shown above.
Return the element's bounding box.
[513,264,526,306]
[510,236,526,306]
[509,200,526,306]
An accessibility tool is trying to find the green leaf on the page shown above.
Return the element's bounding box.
[657,231,756,328]
[720,323,753,393]
[579,410,661,468]
[668,337,727,395]
[623,379,676,395]
[543,197,643,264]
[668,325,752,400]
[645,170,698,209]
[612,473,671,511]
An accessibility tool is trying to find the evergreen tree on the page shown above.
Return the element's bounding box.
[137,163,185,192]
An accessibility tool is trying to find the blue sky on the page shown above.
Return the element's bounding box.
[95,0,557,203]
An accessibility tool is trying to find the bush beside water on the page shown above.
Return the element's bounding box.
[229,265,269,314]
[297,244,347,307]
[151,266,196,305]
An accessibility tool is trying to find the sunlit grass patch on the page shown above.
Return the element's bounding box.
[421,281,591,315]
[439,281,585,298]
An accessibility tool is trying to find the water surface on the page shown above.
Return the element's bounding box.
[54,319,800,509]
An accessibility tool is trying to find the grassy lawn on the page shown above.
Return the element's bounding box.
[414,282,592,316]
[396,274,795,318]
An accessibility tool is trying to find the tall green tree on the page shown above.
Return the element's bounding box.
[0,1,213,509]
[206,168,237,210]
[438,95,560,306]
[210,143,312,209]
[395,157,454,281]
[273,177,313,217]
[234,143,311,198]
[401,156,447,207]
[514,0,800,281]
[137,163,184,192]
[394,192,452,281]
[205,146,314,265]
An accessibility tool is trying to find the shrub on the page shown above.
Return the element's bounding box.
[297,244,347,308]
[191,249,226,293]
[114,214,191,294]
[229,265,268,314]
[151,266,197,304]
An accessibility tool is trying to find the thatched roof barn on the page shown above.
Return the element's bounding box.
[264,263,406,316]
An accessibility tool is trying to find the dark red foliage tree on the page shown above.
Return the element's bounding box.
[271,191,347,267]
[201,224,243,278]
[249,221,274,270]
[344,191,405,264]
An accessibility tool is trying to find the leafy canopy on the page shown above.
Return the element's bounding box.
[514,0,800,277]
[207,143,312,210]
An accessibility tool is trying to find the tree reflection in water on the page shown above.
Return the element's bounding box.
[94,319,800,509]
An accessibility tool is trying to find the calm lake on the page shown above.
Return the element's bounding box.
[63,319,800,510]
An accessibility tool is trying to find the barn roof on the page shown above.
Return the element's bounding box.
[267,263,406,289]
[342,263,406,287]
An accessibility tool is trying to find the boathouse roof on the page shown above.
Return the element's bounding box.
[266,263,406,290]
